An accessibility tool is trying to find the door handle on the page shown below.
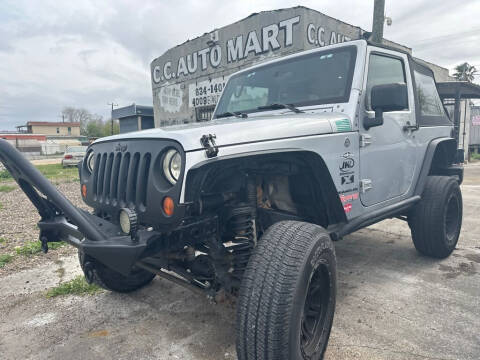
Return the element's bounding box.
[402,122,418,132]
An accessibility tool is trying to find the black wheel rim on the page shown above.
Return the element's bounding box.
[300,263,330,359]
[445,193,460,244]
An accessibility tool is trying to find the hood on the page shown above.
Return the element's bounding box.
[96,112,352,151]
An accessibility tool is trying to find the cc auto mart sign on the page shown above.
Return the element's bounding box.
[150,7,370,122]
[152,13,357,86]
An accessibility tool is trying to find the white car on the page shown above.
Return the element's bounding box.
[61,146,87,167]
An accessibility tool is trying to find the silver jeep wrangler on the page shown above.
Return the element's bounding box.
[0,39,463,360]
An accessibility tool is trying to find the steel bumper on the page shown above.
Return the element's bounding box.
[0,139,156,275]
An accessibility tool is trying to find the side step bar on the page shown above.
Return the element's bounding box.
[329,195,421,240]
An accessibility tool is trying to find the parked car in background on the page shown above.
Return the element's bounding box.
[61,146,87,167]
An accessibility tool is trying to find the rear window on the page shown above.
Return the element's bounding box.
[414,71,445,117]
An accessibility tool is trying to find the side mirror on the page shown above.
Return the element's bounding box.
[364,83,408,130]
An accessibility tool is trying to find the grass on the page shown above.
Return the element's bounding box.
[46,275,101,298]
[471,153,480,161]
[36,164,78,180]
[0,254,13,268]
[0,163,78,184]
[15,241,66,256]
[0,185,16,192]
[0,202,3,210]
[0,237,6,244]
[0,169,11,180]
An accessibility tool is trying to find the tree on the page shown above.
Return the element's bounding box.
[61,107,119,138]
[453,62,478,82]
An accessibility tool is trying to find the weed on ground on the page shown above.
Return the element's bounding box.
[0,254,13,268]
[15,241,66,256]
[46,276,101,298]
[0,185,16,193]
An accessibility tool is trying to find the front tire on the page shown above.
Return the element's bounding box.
[409,176,463,258]
[78,251,155,293]
[236,221,336,360]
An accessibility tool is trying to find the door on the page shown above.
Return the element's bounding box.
[359,49,417,207]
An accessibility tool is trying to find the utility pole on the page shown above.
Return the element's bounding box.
[371,0,386,44]
[108,102,118,135]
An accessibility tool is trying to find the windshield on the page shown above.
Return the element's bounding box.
[214,46,357,117]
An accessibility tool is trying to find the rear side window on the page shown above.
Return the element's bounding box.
[366,54,406,110]
[413,71,445,117]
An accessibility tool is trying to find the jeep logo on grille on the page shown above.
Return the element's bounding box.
[115,143,128,152]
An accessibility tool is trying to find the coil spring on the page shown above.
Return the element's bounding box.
[226,205,255,279]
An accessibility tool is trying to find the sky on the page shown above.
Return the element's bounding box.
[0,0,479,130]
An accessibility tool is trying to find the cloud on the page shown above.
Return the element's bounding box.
[0,0,478,130]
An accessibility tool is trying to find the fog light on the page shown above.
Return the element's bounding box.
[163,196,175,217]
[119,208,137,235]
[81,184,87,198]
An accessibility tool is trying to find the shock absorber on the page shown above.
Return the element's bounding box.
[226,205,256,279]
[225,175,257,280]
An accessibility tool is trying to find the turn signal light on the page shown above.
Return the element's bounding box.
[81,184,87,198]
[163,196,174,217]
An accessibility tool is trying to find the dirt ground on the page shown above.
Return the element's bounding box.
[0,164,479,360]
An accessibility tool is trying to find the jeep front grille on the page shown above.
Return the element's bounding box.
[92,151,151,210]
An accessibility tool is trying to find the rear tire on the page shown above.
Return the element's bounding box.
[236,221,336,360]
[78,251,155,293]
[409,176,462,258]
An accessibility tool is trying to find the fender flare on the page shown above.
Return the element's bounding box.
[414,137,462,197]
[184,149,347,227]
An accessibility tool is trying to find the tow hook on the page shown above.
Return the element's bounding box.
[200,134,219,158]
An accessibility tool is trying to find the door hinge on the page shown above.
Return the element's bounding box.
[360,179,373,193]
[360,134,372,148]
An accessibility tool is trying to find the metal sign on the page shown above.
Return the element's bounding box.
[472,115,480,126]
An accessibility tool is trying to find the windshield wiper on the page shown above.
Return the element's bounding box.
[215,111,248,119]
[257,103,304,113]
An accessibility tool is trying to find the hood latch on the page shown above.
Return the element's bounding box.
[200,134,219,158]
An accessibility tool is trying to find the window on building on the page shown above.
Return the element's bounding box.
[414,71,445,117]
[68,127,71,135]
[366,54,407,110]
[56,127,60,134]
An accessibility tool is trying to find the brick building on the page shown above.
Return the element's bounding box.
[18,121,81,136]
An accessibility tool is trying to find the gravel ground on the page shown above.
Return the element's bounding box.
[0,181,88,276]
[0,166,479,359]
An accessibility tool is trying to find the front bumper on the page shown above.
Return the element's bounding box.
[62,158,83,166]
[0,139,159,275]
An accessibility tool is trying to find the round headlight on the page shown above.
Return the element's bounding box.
[86,152,95,173]
[163,149,182,185]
